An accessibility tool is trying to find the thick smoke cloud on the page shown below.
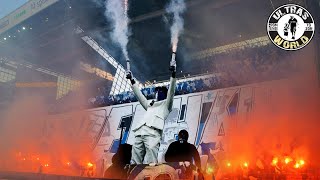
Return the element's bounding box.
[166,0,186,52]
[0,89,93,175]
[104,0,130,60]
[0,44,94,176]
[215,44,320,177]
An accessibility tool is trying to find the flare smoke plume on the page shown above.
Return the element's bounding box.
[166,0,186,52]
[217,45,320,170]
[104,0,130,60]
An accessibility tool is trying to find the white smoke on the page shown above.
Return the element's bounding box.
[166,0,186,52]
[104,0,130,60]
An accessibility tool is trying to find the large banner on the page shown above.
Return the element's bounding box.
[45,80,279,176]
[87,83,278,175]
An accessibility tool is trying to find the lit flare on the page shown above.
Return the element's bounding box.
[284,157,292,164]
[87,162,93,168]
[206,166,214,174]
[272,157,278,166]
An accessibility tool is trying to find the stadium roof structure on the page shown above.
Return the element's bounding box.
[0,0,290,84]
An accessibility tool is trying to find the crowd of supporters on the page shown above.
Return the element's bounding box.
[88,75,223,107]
[87,43,294,108]
[50,43,293,112]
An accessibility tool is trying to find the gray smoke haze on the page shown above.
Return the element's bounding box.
[0,30,95,174]
[104,0,130,60]
[166,0,186,52]
[212,43,320,178]
[0,85,93,174]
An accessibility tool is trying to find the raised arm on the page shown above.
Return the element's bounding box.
[126,72,148,110]
[166,58,177,111]
[166,75,176,111]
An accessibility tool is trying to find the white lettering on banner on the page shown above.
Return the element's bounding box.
[238,87,254,114]
[200,91,220,142]
[237,87,254,129]
[93,105,133,157]
[218,123,225,136]
[184,95,203,144]
[200,89,237,143]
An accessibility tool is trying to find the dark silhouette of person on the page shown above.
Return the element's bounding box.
[104,122,132,179]
[288,16,298,39]
[283,23,289,37]
[165,130,201,170]
[104,143,132,179]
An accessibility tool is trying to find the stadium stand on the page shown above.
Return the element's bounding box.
[85,43,293,108]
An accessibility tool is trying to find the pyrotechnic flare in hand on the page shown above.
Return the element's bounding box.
[170,60,176,72]
[126,71,132,80]
[126,71,135,85]
[169,52,177,73]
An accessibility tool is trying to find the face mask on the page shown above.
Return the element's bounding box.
[156,90,167,101]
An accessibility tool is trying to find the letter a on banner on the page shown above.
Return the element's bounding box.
[218,122,225,136]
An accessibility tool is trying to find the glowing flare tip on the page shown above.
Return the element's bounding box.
[172,44,177,53]
[272,157,278,165]
[87,162,93,167]
[284,157,292,164]
[206,167,214,174]
[299,160,305,165]
[171,52,176,62]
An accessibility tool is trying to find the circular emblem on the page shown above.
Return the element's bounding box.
[267,4,315,51]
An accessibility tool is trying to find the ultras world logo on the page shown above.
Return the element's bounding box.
[267,4,315,51]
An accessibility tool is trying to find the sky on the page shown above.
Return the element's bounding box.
[0,0,28,19]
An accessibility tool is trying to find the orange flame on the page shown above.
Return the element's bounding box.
[284,157,292,164]
[299,160,305,165]
[87,162,93,167]
[206,166,214,174]
[272,157,278,166]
